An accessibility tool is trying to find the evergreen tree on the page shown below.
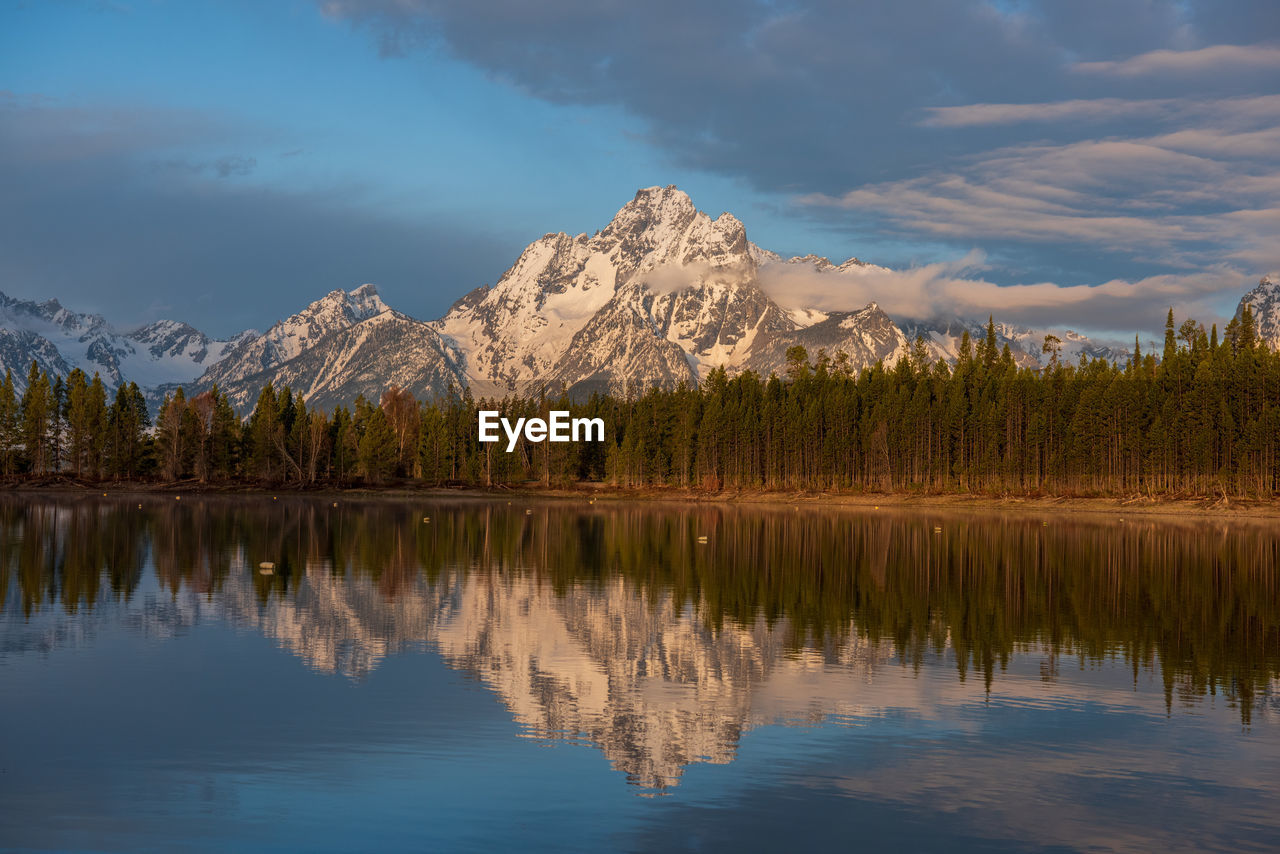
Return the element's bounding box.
[0,370,17,476]
[358,405,396,482]
[19,361,53,474]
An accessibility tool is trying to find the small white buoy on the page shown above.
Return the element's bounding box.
[137,504,142,509]
[258,568,273,575]
[332,502,338,507]
[934,526,942,533]
[526,509,532,515]
[175,496,180,501]
[423,516,430,523]
[696,536,708,544]
[259,561,275,570]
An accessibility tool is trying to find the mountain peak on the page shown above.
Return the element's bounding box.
[1238,273,1280,351]
[605,185,698,237]
[308,284,387,320]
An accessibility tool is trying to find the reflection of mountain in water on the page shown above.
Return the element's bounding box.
[4,496,1280,787]
[212,558,438,679]
[206,565,887,790]
[432,572,885,789]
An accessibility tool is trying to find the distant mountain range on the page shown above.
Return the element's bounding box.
[2,186,1276,412]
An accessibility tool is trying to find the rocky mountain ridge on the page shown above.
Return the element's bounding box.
[2,187,1270,410]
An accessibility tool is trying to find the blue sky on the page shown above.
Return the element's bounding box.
[2,0,1277,338]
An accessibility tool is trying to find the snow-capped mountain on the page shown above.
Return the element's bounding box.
[900,318,1128,368]
[1238,275,1280,351]
[437,186,901,397]
[203,309,467,412]
[0,292,246,394]
[10,184,1262,414]
[195,284,386,390]
[748,302,909,375]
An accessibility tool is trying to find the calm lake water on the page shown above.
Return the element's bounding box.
[2,495,1279,852]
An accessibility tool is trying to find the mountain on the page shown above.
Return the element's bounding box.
[748,302,909,375]
[436,186,903,397]
[204,309,467,412]
[195,285,385,390]
[15,185,1265,414]
[1238,275,1280,351]
[183,284,467,411]
[900,318,1128,368]
[0,292,246,394]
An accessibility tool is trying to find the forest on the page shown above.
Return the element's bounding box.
[3,306,1279,497]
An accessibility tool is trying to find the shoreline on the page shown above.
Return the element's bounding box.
[5,478,1280,521]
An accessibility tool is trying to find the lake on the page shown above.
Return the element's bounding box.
[2,495,1278,852]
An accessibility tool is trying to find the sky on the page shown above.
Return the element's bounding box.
[2,0,1277,340]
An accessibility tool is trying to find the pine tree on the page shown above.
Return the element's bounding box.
[19,361,53,474]
[155,389,189,481]
[358,405,396,483]
[106,382,149,479]
[0,370,17,476]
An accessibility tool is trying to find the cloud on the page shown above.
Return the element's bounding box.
[920,94,1280,128]
[1074,43,1280,76]
[755,255,1249,335]
[314,0,1280,306]
[921,98,1181,127]
[315,2,1279,193]
[798,121,1280,284]
[639,259,754,295]
[0,95,520,335]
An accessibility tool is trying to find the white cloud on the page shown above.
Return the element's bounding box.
[798,121,1280,277]
[1073,43,1280,75]
[755,255,1251,335]
[920,94,1280,128]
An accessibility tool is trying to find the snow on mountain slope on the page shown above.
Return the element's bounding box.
[0,328,72,390]
[748,302,910,375]
[207,309,467,412]
[439,187,800,396]
[899,318,1128,368]
[196,284,386,389]
[0,291,244,392]
[542,284,702,397]
[1238,274,1280,350]
[439,186,894,397]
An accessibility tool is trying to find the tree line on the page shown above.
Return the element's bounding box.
[2,305,1278,496]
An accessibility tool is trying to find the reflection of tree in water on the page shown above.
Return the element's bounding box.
[3,496,1280,724]
[0,500,147,617]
